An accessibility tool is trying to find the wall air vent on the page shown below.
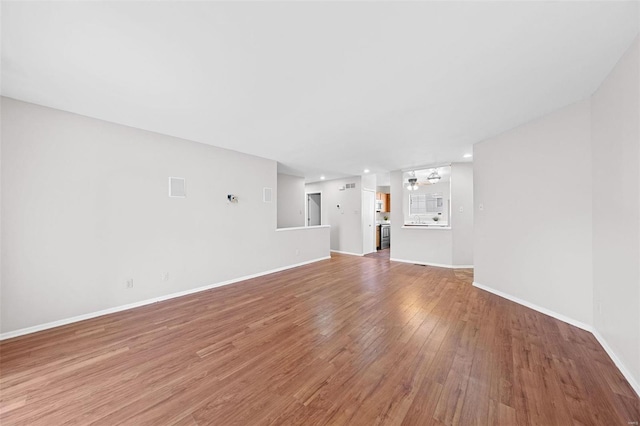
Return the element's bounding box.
[169,177,186,198]
[346,183,356,189]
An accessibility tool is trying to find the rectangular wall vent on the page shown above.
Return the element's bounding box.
[169,177,186,198]
[346,183,356,189]
[263,187,273,203]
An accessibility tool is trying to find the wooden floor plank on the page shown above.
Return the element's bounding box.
[1,253,638,425]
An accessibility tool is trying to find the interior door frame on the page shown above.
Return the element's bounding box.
[305,191,322,227]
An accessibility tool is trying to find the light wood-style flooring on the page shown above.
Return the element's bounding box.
[1,253,638,425]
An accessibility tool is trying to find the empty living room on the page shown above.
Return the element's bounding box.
[1,1,639,425]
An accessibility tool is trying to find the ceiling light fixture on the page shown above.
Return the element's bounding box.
[427,170,441,184]
[463,153,473,158]
[363,169,370,174]
[406,178,419,191]
[320,175,325,180]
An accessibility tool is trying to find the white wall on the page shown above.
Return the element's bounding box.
[473,99,593,326]
[451,163,474,266]
[361,174,376,192]
[0,98,330,334]
[0,98,3,331]
[305,177,363,255]
[473,39,640,393]
[376,211,390,223]
[277,173,305,228]
[591,38,640,389]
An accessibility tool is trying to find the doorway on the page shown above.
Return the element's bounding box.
[306,192,321,226]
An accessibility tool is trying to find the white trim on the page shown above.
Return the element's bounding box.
[390,257,473,269]
[472,281,640,398]
[304,191,323,227]
[592,330,640,398]
[331,250,365,257]
[472,282,593,332]
[0,256,331,341]
[276,225,330,232]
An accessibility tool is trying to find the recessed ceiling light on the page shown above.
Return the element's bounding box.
[320,175,325,180]
[463,153,473,158]
[363,169,370,173]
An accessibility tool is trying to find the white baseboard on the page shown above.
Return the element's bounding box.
[390,258,474,269]
[472,281,592,332]
[0,256,331,341]
[473,281,640,398]
[331,250,364,257]
[592,329,640,398]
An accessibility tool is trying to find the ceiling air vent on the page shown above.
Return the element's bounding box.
[168,177,186,198]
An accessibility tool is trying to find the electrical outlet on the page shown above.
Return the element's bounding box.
[295,249,300,256]
[161,272,169,281]
[459,206,464,212]
[126,279,134,289]
[479,203,484,211]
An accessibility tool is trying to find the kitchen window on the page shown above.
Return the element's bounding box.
[403,165,451,226]
[409,193,443,215]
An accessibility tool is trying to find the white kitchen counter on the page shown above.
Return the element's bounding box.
[402,225,451,230]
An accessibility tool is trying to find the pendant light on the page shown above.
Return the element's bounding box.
[406,178,419,191]
[427,170,441,184]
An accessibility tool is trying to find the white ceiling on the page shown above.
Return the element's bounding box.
[2,1,638,182]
